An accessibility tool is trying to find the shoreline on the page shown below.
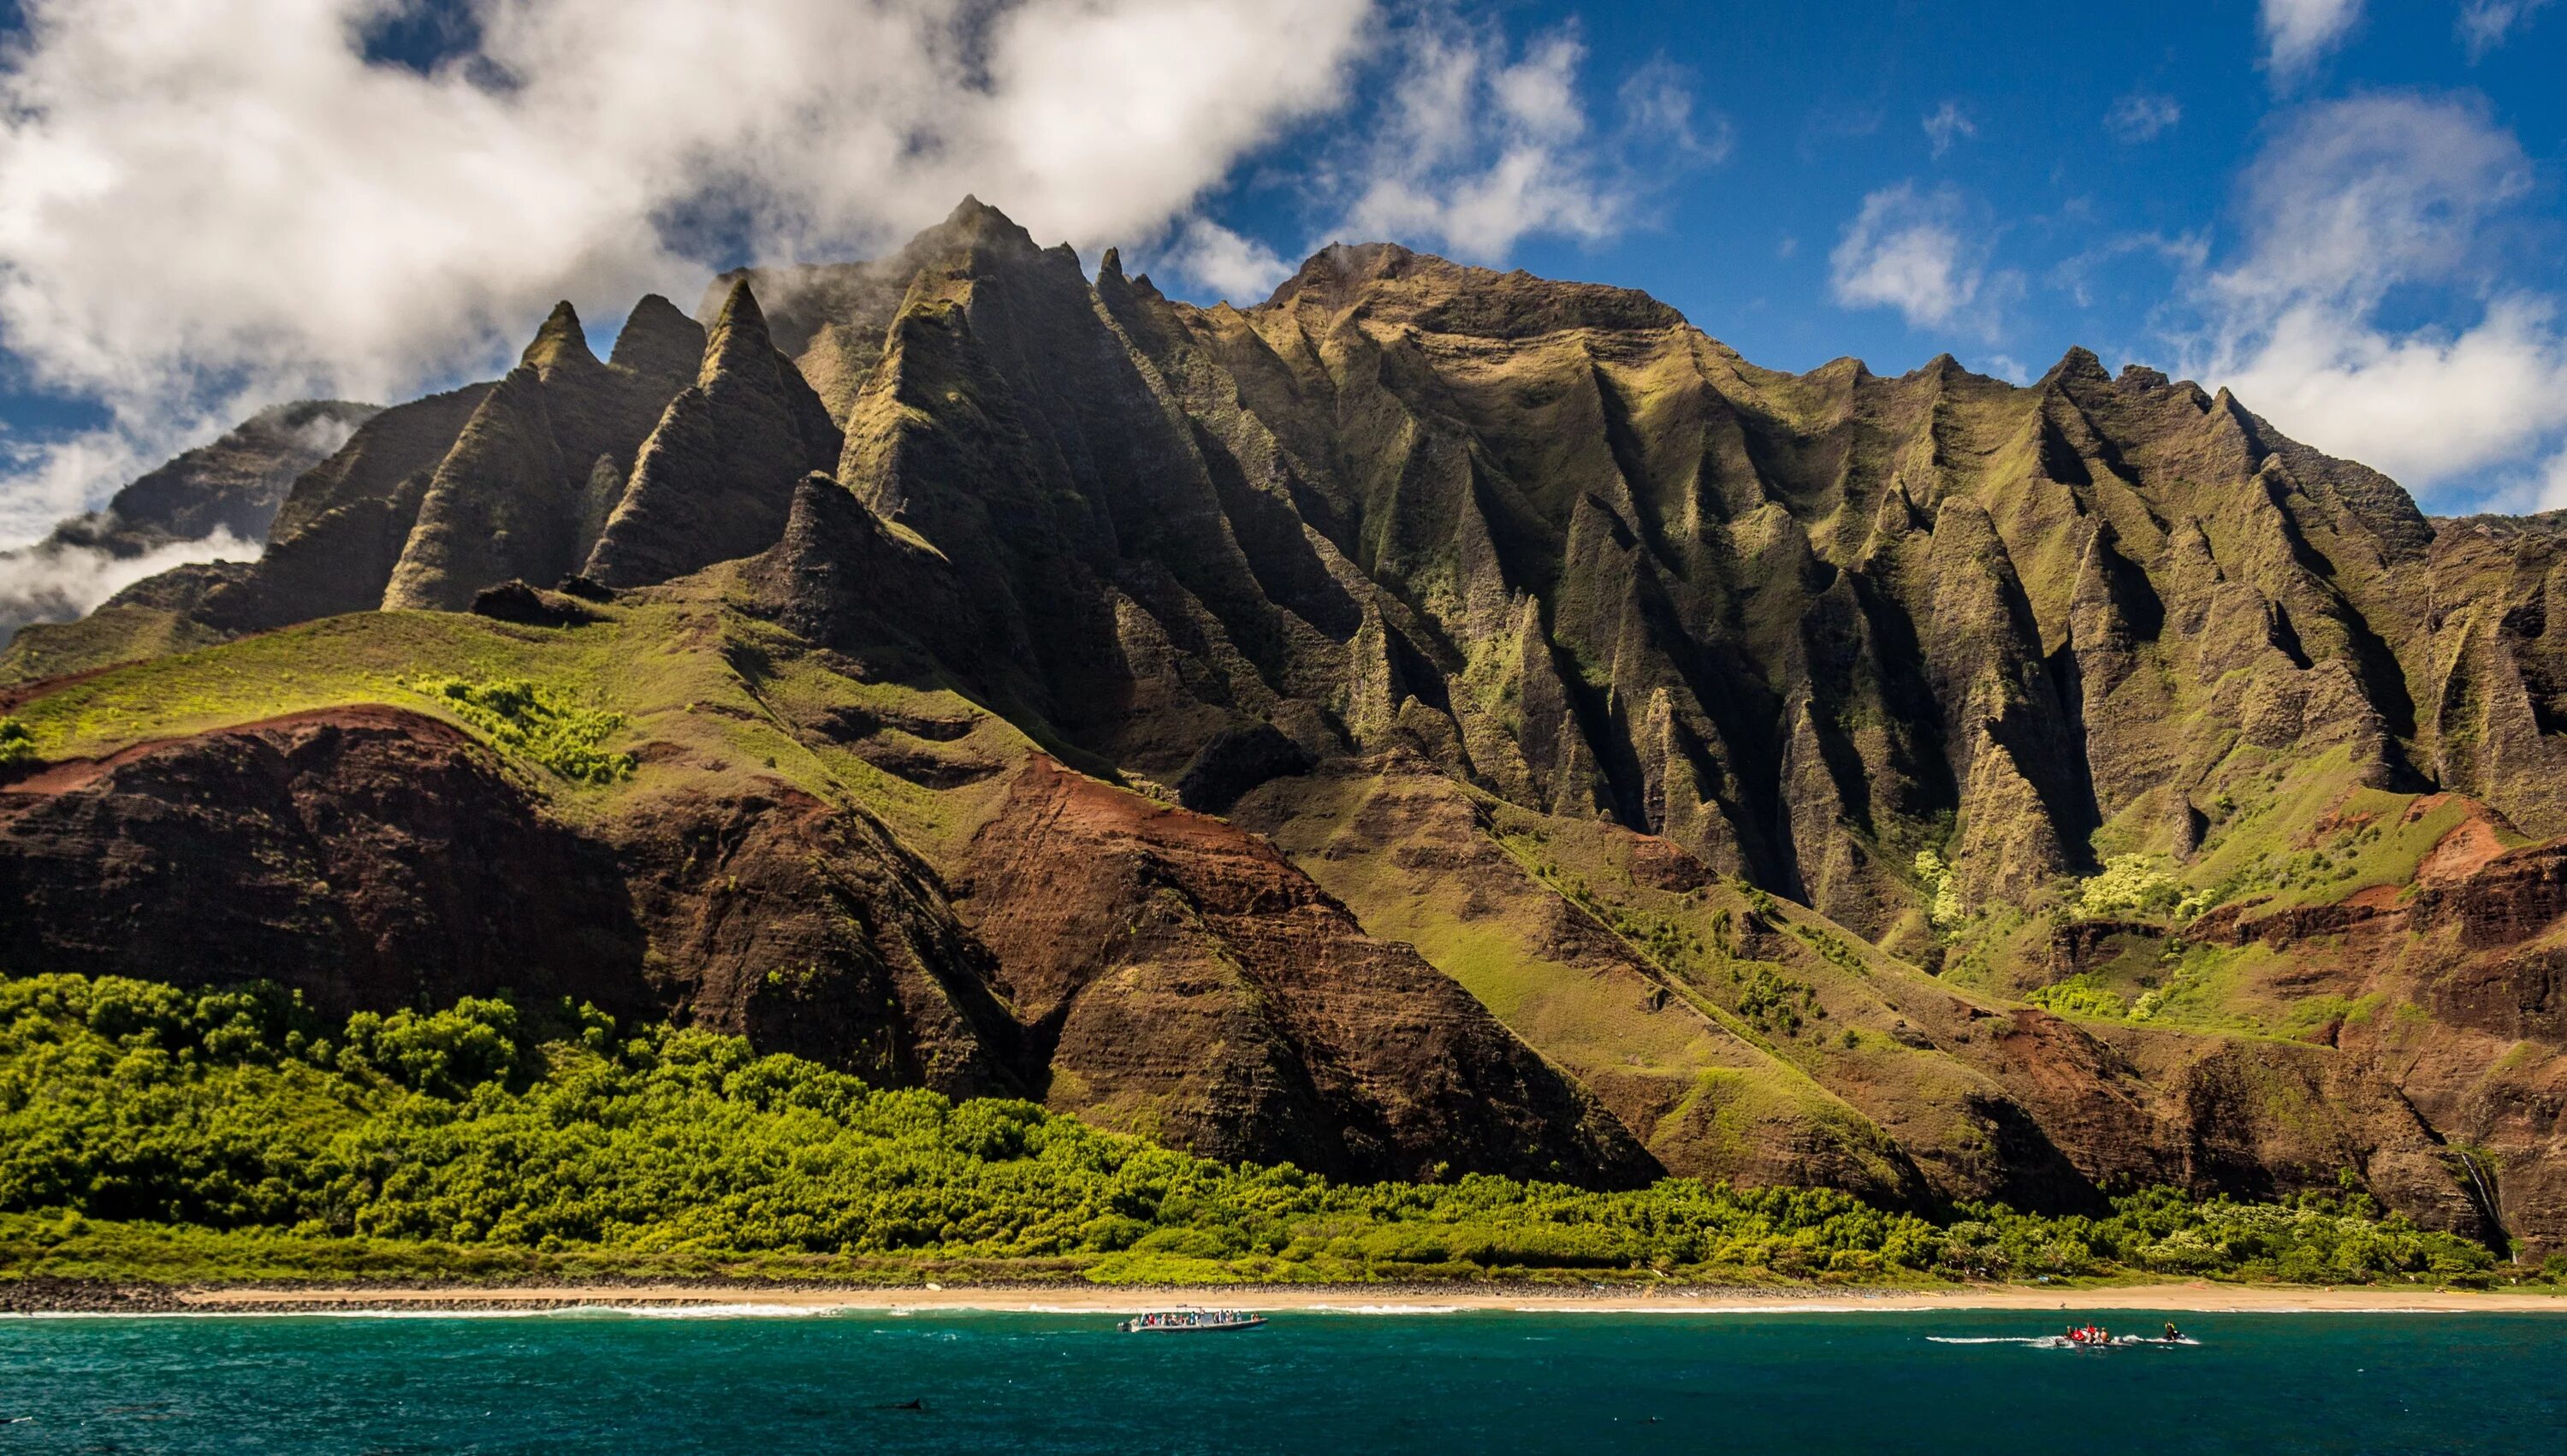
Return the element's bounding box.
[9,1279,2564,1317]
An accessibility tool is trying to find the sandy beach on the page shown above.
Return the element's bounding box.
[157,1281,2567,1317]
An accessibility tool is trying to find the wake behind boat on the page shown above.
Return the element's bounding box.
[1930,1322,2199,1350]
[1118,1309,1267,1334]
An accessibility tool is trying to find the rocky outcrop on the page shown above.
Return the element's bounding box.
[960,756,1654,1184]
[27,400,376,560]
[582,281,841,588]
[0,705,1653,1185]
[1,401,377,642]
[0,705,1021,1094]
[195,385,495,632]
[0,708,654,1018]
[200,297,705,632]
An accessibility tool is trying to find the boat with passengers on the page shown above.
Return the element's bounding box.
[1117,1308,1266,1333]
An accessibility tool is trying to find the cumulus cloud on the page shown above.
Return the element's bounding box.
[1160,218,1294,304]
[2191,93,2567,499]
[2261,0,2364,78]
[1829,183,2013,338]
[2459,0,2552,59]
[1921,102,1975,159]
[1328,13,1716,263]
[0,0,1376,545]
[2103,92,2182,143]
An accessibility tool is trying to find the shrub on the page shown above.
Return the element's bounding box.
[2026,976,2131,1020]
[2078,854,2183,919]
[0,971,2504,1286]
[338,998,531,1098]
[0,718,33,767]
[403,677,632,784]
[1913,849,1965,928]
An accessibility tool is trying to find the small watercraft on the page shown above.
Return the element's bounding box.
[1118,1308,1266,1334]
[1930,1323,2199,1351]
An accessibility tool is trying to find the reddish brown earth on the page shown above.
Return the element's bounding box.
[0,710,1651,1186]
[958,757,1652,1184]
[0,708,654,1018]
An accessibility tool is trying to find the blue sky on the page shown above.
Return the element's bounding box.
[1170,0,2567,511]
[0,0,2562,559]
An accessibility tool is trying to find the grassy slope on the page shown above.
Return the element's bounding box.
[0,607,227,690]
[1240,766,2091,1196]
[1942,740,2534,1042]
[1,587,1036,858]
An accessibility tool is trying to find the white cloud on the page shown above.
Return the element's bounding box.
[2459,0,2552,59]
[2212,93,2528,311]
[1331,13,1714,262]
[2103,92,2182,143]
[2190,94,2567,498]
[0,0,1375,545]
[0,527,258,642]
[2220,298,2567,488]
[1160,218,1293,304]
[2540,449,2567,512]
[1922,102,1975,159]
[1829,183,2008,336]
[2261,0,2364,78]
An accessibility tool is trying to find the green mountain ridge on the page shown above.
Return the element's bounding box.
[5,198,2566,1258]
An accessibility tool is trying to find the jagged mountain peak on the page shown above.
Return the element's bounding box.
[608,294,707,383]
[519,301,598,378]
[699,276,776,386]
[2042,344,2114,386]
[1249,238,1687,340]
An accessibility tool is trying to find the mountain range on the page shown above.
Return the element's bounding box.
[6,198,2565,1254]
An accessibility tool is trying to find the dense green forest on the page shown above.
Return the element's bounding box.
[0,973,2539,1288]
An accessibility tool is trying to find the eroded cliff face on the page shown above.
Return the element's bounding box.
[9,198,2567,1242]
[959,756,1651,1184]
[702,210,2458,958]
[0,706,1017,1096]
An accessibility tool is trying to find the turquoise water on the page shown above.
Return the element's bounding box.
[3,1307,2561,1453]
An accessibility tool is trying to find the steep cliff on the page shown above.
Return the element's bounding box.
[8,200,2567,1246]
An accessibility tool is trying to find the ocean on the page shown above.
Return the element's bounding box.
[3,1306,2560,1453]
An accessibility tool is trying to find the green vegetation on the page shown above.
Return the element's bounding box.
[2076,854,2183,919]
[0,716,33,767]
[1913,849,1965,929]
[401,676,633,784]
[2025,975,2132,1021]
[0,972,2517,1289]
[1498,836,1822,1038]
